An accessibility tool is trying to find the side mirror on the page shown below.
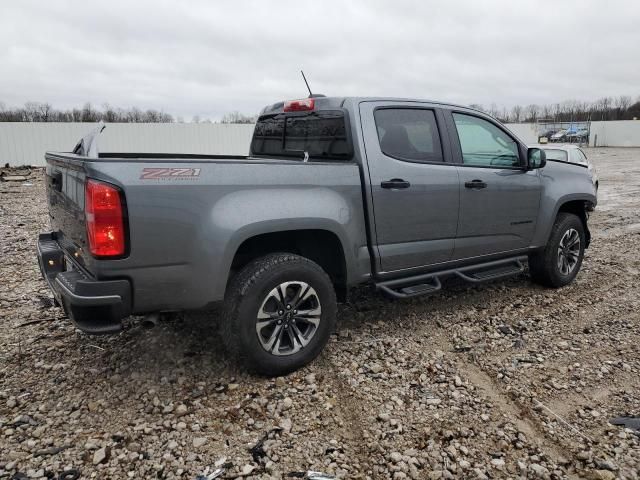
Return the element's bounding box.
[527,148,546,169]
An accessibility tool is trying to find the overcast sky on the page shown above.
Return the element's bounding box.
[1,0,638,120]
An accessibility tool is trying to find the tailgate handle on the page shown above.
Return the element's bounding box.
[48,172,62,191]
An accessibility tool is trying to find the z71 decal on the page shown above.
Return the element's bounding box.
[140,168,201,180]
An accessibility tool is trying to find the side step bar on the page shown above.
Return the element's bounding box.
[376,256,527,299]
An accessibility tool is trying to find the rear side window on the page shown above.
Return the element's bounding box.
[251,111,351,160]
[542,149,568,162]
[452,113,520,168]
[570,149,587,164]
[577,149,588,163]
[374,108,443,162]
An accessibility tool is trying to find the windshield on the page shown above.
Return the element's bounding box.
[250,111,351,160]
[543,149,568,162]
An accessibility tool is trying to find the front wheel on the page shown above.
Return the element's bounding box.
[529,212,586,288]
[221,253,337,376]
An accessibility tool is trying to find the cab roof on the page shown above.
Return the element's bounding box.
[259,96,485,116]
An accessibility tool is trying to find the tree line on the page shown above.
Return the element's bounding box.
[2,96,639,124]
[0,102,175,123]
[0,101,258,124]
[470,95,640,124]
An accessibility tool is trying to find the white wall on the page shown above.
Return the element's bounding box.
[0,123,255,166]
[506,120,640,147]
[588,121,640,147]
[3,120,640,167]
[504,123,539,144]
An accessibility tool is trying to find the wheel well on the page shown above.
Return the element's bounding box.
[230,230,348,301]
[558,200,591,247]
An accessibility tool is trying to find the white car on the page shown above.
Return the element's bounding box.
[550,129,568,142]
[531,144,599,209]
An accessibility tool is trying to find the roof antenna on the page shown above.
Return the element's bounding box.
[301,70,313,98]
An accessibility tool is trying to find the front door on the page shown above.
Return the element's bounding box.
[360,102,460,273]
[447,111,541,259]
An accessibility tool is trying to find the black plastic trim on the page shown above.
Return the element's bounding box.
[37,233,131,334]
[376,255,527,298]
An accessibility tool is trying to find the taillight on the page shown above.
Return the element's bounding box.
[283,98,315,112]
[85,179,126,257]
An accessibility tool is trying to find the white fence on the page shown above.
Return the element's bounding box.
[505,120,640,147]
[588,121,640,147]
[0,123,255,166]
[504,123,539,144]
[2,120,640,167]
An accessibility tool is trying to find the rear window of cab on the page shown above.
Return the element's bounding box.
[251,111,351,160]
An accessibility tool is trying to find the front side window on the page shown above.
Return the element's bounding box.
[452,113,520,167]
[374,108,443,162]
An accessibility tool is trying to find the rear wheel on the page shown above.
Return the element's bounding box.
[529,212,585,288]
[221,253,337,376]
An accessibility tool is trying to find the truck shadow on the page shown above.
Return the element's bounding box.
[85,273,536,379]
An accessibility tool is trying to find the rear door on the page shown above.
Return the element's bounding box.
[359,101,459,273]
[445,110,541,259]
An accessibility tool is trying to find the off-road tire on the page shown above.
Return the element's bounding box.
[221,253,337,376]
[529,212,586,288]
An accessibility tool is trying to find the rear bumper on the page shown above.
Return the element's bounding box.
[37,233,131,334]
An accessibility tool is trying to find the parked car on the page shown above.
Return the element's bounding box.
[532,144,598,209]
[538,129,558,143]
[37,96,597,375]
[566,129,589,143]
[550,129,568,142]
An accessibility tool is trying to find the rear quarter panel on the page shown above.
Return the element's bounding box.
[85,159,369,312]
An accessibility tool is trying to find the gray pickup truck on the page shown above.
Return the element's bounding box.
[37,96,596,375]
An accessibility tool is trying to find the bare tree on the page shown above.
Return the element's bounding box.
[511,105,522,123]
[37,103,52,122]
[488,103,499,118]
[595,97,612,121]
[524,104,539,123]
[220,111,256,124]
[102,103,118,122]
[614,95,632,119]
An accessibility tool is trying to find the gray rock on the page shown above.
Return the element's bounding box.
[93,447,110,465]
[192,437,207,448]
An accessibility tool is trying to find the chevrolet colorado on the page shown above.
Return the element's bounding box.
[37,96,596,375]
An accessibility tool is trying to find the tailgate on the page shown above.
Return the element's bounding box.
[45,153,93,272]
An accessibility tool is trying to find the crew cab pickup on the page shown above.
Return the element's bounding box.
[38,96,597,375]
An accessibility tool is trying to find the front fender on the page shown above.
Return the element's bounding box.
[531,163,597,248]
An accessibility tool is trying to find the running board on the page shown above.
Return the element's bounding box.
[376,256,527,299]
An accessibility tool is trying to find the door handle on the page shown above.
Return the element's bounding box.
[381,178,411,189]
[464,179,487,189]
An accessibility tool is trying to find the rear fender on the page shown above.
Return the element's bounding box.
[208,187,367,299]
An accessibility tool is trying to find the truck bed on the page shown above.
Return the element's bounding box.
[44,151,370,315]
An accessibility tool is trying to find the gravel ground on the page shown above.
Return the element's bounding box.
[1,148,639,480]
